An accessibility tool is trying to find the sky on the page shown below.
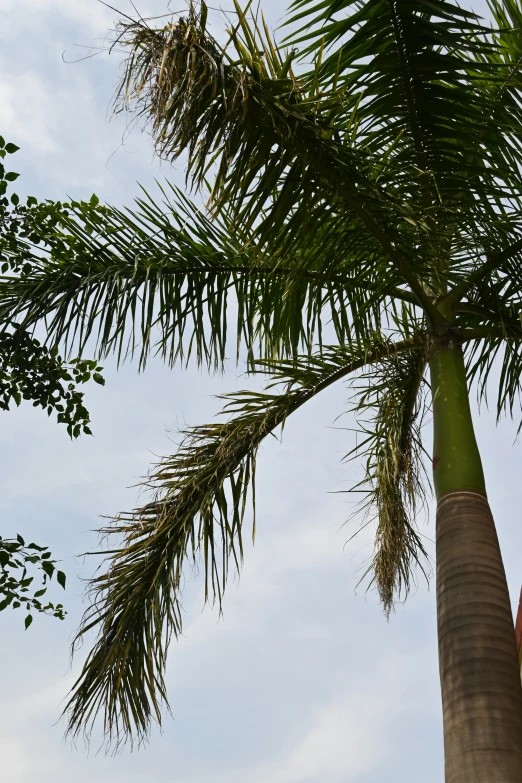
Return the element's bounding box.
[0,1,520,782]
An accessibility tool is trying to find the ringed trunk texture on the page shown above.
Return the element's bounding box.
[437,491,522,782]
[431,342,522,782]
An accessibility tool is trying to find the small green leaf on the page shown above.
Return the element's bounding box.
[24,613,33,630]
[0,595,13,610]
[93,373,105,386]
[5,143,20,154]
[5,172,19,182]
[57,570,66,589]
[42,561,54,578]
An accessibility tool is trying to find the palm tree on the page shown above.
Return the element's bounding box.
[2,0,522,777]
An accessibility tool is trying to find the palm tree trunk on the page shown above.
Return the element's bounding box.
[430,341,522,782]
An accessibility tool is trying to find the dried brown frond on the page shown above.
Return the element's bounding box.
[109,0,412,247]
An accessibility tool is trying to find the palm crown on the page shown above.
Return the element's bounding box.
[2,0,522,761]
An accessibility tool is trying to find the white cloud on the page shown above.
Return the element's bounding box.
[0,73,60,154]
[0,0,113,29]
[266,698,386,783]
[0,739,32,783]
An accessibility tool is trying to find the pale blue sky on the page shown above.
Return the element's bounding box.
[0,1,518,782]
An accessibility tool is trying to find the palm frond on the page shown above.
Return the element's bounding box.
[346,346,430,616]
[467,333,522,428]
[483,0,522,120]
[110,0,452,321]
[107,0,522,323]
[64,333,424,746]
[282,0,522,304]
[0,185,408,369]
[285,0,515,201]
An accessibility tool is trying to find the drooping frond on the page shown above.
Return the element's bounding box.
[467,332,522,429]
[64,334,424,746]
[347,346,430,615]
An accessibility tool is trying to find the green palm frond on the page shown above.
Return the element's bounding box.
[107,0,522,320]
[282,0,522,307]
[110,0,453,322]
[64,333,423,744]
[347,347,430,615]
[482,0,522,118]
[467,334,522,428]
[285,0,516,204]
[0,185,409,369]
